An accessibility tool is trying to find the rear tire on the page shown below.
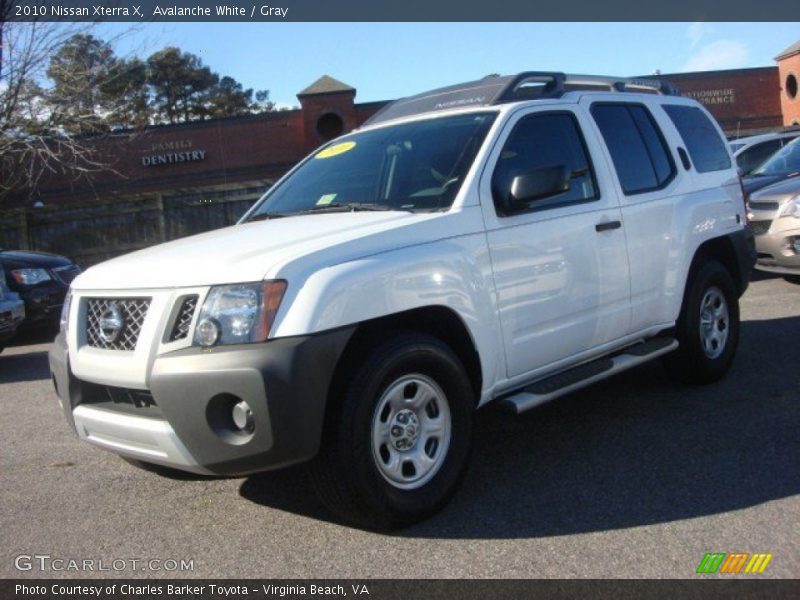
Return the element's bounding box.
[663,259,739,384]
[784,275,800,285]
[307,332,474,530]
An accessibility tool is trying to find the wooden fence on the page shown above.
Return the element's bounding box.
[0,186,265,268]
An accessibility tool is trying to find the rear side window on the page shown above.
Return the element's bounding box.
[591,103,675,195]
[663,104,731,173]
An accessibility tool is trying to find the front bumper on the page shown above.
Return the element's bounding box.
[752,219,800,275]
[17,282,67,325]
[49,326,354,476]
[0,298,25,343]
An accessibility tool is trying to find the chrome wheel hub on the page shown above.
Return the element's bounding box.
[700,287,729,359]
[371,374,452,490]
[389,409,421,451]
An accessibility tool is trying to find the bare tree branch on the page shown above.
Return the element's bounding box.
[0,22,144,204]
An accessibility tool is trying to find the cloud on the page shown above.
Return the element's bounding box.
[686,22,714,49]
[682,40,750,72]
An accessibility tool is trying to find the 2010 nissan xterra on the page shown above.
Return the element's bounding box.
[50,72,756,529]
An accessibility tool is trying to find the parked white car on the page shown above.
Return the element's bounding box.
[729,130,800,175]
[50,72,755,528]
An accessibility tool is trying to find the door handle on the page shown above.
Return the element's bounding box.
[595,220,621,232]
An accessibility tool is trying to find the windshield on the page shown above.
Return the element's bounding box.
[246,112,496,219]
[751,137,800,177]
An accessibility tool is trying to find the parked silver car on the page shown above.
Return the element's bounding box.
[0,269,26,352]
[748,177,800,281]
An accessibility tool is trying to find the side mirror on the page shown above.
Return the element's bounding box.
[502,165,570,213]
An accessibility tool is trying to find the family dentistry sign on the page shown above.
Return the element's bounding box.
[140,140,207,167]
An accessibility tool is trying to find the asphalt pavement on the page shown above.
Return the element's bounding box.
[1,273,798,579]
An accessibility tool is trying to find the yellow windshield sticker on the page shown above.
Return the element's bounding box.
[316,193,337,206]
[316,141,356,159]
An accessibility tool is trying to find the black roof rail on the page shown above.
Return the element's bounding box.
[363,72,680,127]
[491,71,566,103]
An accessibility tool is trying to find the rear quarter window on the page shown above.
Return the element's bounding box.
[663,104,731,173]
[590,103,675,195]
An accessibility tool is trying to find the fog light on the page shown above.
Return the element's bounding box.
[231,400,255,433]
[793,238,800,254]
[196,318,220,347]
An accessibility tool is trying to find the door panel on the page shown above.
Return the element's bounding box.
[480,107,631,379]
[580,96,703,331]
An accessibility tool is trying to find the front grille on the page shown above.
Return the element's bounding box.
[748,201,780,212]
[51,264,81,285]
[169,295,198,341]
[86,297,151,351]
[102,385,157,408]
[77,379,161,416]
[749,220,772,236]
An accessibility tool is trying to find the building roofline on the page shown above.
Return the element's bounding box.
[775,40,800,60]
[297,75,356,97]
[642,66,778,80]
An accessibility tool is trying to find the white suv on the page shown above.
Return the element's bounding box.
[50,73,755,529]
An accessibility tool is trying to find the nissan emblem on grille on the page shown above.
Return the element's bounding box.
[86,298,151,351]
[98,303,124,343]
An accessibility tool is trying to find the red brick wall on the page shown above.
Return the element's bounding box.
[659,67,783,135]
[17,96,388,207]
[298,91,358,153]
[778,53,800,126]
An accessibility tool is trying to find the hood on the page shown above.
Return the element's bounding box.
[743,173,799,197]
[749,177,800,202]
[72,210,453,290]
[0,250,72,270]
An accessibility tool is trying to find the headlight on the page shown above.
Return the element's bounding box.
[780,195,800,219]
[193,280,287,347]
[11,268,52,285]
[60,290,72,334]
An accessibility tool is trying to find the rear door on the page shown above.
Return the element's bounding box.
[479,105,631,379]
[582,97,691,332]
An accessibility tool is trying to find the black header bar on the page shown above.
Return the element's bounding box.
[3,0,800,22]
[3,579,800,600]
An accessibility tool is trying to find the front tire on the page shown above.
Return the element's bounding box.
[307,332,474,530]
[663,259,740,384]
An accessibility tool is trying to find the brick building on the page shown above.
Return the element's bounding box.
[776,40,800,127]
[653,67,783,136]
[650,40,800,136]
[8,39,800,211]
[10,75,388,211]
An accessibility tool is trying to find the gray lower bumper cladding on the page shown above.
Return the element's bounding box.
[49,326,354,476]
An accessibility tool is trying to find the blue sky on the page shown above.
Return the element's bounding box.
[98,22,800,107]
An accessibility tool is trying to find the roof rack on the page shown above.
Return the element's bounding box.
[364,72,681,126]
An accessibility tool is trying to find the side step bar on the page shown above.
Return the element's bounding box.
[499,336,678,414]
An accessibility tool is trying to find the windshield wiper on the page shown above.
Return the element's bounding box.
[248,203,408,221]
[299,202,403,214]
[248,212,289,221]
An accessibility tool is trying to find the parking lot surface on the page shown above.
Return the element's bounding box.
[1,274,798,579]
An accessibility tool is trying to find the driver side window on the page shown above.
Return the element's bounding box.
[492,112,599,215]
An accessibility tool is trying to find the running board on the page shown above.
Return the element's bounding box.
[499,337,678,415]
